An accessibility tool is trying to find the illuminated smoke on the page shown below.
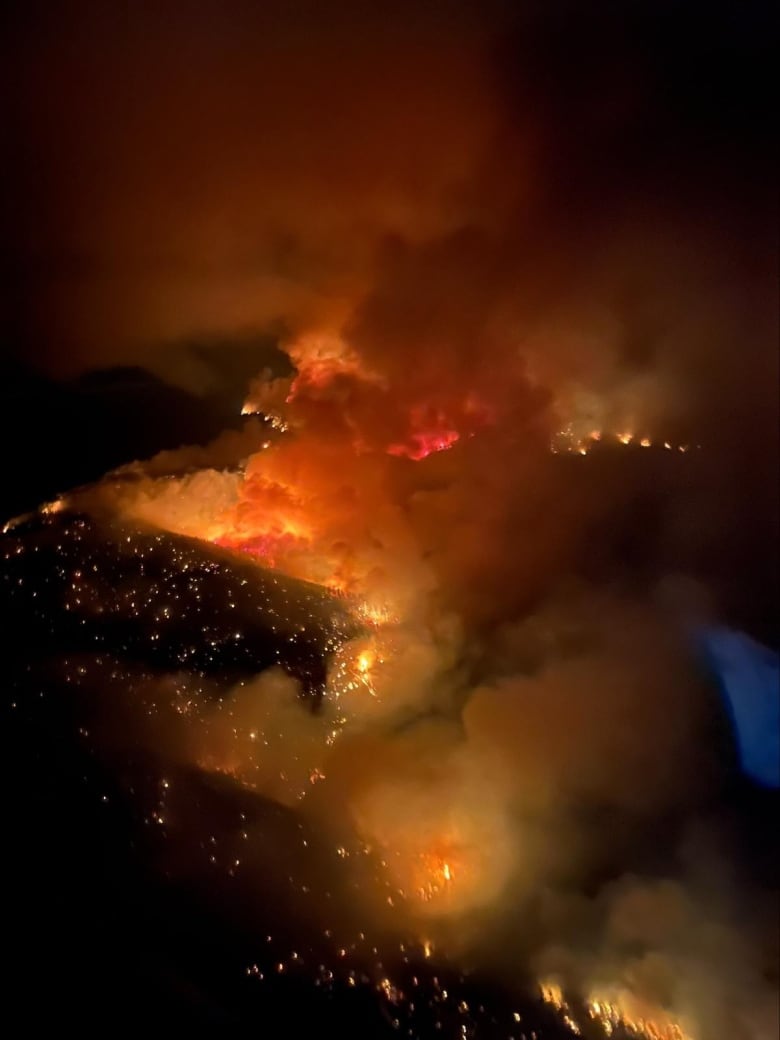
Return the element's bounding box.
[4,3,776,1034]
[8,283,772,1039]
[23,414,770,1039]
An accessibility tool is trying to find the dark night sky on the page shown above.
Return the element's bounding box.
[2,2,775,384]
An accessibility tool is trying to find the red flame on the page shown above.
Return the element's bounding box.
[387,428,460,461]
[385,403,467,461]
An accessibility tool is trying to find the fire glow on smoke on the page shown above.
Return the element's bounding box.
[10,333,770,1040]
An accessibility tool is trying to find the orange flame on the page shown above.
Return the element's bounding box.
[414,844,460,902]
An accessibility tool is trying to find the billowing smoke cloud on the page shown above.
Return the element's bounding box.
[4,1,776,449]
[533,871,779,1040]
[4,2,777,1037]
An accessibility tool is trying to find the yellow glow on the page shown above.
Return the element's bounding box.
[538,984,694,1040]
[41,498,65,514]
[585,993,692,1040]
[412,846,461,903]
[539,980,565,1010]
[357,602,396,627]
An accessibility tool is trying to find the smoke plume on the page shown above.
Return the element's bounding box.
[3,2,777,1036]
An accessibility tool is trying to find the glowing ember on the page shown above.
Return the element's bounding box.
[378,975,401,1003]
[551,426,697,456]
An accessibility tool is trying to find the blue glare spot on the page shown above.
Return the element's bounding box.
[695,626,779,788]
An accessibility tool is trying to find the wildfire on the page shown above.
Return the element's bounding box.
[585,993,693,1040]
[551,426,697,456]
[539,980,694,1040]
[537,981,583,1036]
[240,403,289,434]
[356,602,397,628]
[387,428,460,461]
[386,403,465,461]
[349,767,515,918]
[539,980,565,1010]
[41,497,66,515]
[214,526,310,567]
[353,647,381,696]
[414,846,459,903]
[285,333,382,397]
[323,635,390,711]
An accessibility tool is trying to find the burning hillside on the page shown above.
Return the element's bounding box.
[3,328,777,1039]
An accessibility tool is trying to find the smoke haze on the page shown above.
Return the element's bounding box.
[2,2,777,1037]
